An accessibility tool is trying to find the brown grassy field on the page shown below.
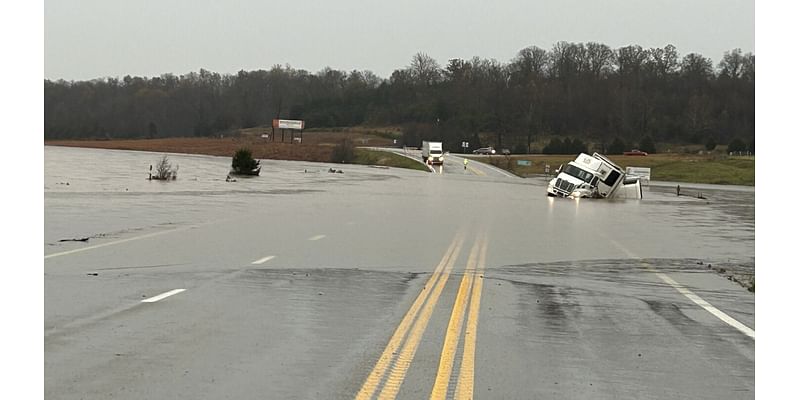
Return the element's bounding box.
[476,153,755,185]
[46,137,335,162]
[45,128,399,162]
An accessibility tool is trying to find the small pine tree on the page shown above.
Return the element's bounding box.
[231,148,260,174]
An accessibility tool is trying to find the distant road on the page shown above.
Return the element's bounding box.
[368,147,518,179]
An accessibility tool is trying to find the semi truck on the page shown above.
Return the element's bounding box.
[422,141,444,165]
[546,152,643,199]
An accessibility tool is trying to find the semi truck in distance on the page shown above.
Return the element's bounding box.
[546,152,643,199]
[422,141,444,165]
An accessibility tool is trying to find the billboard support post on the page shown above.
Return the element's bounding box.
[272,119,305,143]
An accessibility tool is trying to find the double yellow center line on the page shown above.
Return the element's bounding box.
[466,165,486,176]
[431,232,488,400]
[356,230,489,400]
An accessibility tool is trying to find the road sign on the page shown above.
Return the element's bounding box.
[272,119,304,130]
[626,167,651,185]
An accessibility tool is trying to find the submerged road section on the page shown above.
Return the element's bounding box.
[45,146,754,399]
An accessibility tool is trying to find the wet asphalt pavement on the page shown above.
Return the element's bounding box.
[44,146,754,399]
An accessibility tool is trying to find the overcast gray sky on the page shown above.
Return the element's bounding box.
[44,0,754,80]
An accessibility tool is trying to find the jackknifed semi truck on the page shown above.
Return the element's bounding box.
[547,152,643,199]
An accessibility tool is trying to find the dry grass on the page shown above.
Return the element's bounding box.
[470,153,755,185]
[46,129,400,164]
[46,137,334,162]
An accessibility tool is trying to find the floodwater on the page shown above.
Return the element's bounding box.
[44,146,407,245]
[45,145,755,271]
[44,145,755,400]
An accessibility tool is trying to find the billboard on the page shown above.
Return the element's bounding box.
[272,119,304,130]
[625,166,651,185]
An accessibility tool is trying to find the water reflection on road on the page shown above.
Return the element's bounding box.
[45,145,754,271]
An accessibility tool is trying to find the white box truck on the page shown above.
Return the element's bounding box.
[546,152,642,199]
[422,141,444,165]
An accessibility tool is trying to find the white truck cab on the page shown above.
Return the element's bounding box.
[547,152,642,199]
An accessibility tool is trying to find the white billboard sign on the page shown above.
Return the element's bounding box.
[626,167,651,185]
[273,119,305,130]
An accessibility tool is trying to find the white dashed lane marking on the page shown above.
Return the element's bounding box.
[141,289,186,303]
[251,256,276,265]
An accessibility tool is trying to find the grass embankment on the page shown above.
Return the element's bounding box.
[474,153,755,186]
[354,149,429,172]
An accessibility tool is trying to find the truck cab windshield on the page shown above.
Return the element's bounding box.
[562,164,594,183]
[430,150,442,155]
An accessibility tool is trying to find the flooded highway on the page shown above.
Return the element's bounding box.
[44,145,754,399]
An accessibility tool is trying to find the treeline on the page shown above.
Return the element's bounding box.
[45,42,754,154]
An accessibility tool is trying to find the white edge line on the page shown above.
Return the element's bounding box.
[308,235,326,241]
[611,240,755,339]
[252,255,276,265]
[141,289,186,303]
[45,226,188,259]
[655,272,755,339]
[45,219,232,260]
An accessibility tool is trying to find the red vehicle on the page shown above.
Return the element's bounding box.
[623,149,648,156]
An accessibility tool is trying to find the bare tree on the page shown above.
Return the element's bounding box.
[510,46,548,83]
[586,42,615,78]
[444,58,472,82]
[151,155,178,180]
[572,43,590,76]
[549,41,578,80]
[686,94,713,135]
[615,45,649,77]
[741,53,755,82]
[718,48,746,79]
[680,53,714,79]
[647,44,679,77]
[409,52,442,86]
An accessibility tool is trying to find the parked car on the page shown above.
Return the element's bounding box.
[623,149,648,156]
[473,147,496,155]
